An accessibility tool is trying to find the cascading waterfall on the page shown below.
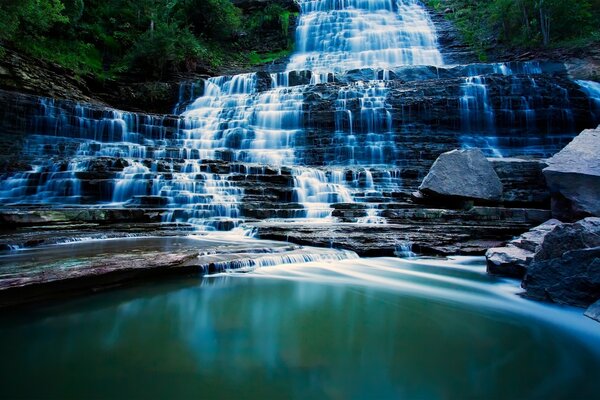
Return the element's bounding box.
[168,0,446,223]
[288,0,443,78]
[334,80,395,165]
[2,1,600,234]
[282,0,442,217]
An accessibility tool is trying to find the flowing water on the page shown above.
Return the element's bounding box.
[1,256,599,399]
[288,0,443,78]
[0,0,598,229]
[1,1,600,393]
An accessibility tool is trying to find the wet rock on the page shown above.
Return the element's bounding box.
[425,5,478,64]
[584,299,600,323]
[418,148,503,202]
[543,127,600,221]
[486,219,561,278]
[126,196,169,208]
[523,217,600,307]
[0,208,163,228]
[0,250,199,308]
[287,70,312,86]
[255,71,274,92]
[486,246,532,278]
[490,158,550,207]
[256,205,549,257]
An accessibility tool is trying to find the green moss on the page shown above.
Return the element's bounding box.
[248,47,294,66]
[22,37,105,77]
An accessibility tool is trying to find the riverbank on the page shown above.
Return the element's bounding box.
[0,234,356,308]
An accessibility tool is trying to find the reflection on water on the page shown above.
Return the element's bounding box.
[1,257,599,399]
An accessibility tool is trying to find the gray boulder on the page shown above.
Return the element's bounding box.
[418,148,503,201]
[543,127,600,221]
[584,299,600,323]
[523,217,600,307]
[486,219,561,278]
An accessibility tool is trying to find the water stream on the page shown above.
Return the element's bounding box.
[1,256,599,398]
[1,1,600,395]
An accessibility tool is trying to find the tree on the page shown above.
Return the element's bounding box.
[0,0,68,42]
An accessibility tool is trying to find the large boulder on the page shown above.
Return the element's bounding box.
[418,148,503,201]
[523,217,600,307]
[486,219,561,278]
[543,127,600,221]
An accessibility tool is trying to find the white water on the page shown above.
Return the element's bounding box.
[288,0,443,78]
[1,2,599,233]
[577,80,600,120]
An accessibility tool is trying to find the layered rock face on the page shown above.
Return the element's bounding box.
[486,219,562,278]
[2,0,600,258]
[1,60,599,255]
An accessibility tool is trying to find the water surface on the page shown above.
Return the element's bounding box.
[1,256,599,399]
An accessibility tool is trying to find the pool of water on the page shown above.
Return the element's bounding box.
[1,256,599,399]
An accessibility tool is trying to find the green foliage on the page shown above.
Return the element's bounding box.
[0,0,68,42]
[25,38,103,75]
[248,47,294,66]
[183,0,242,39]
[125,23,207,78]
[428,0,599,52]
[0,0,295,79]
[244,4,290,34]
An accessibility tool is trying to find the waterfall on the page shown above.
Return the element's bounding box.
[288,0,443,77]
[3,2,600,233]
[167,0,446,225]
[577,80,600,120]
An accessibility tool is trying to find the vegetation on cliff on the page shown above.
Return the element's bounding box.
[0,0,297,79]
[427,0,600,59]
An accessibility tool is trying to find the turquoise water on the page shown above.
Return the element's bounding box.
[1,256,599,399]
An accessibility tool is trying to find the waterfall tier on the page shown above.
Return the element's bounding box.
[288,0,443,77]
[1,0,600,235]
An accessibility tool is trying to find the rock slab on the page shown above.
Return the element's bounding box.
[584,299,600,323]
[418,148,503,201]
[543,126,600,221]
[486,219,561,278]
[523,217,600,307]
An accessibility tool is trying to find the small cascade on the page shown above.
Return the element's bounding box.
[460,76,496,133]
[0,159,85,205]
[356,207,387,224]
[577,80,600,120]
[457,62,581,157]
[394,240,416,258]
[163,171,244,231]
[334,80,395,165]
[459,74,502,157]
[292,168,354,219]
[112,161,151,203]
[207,247,359,273]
